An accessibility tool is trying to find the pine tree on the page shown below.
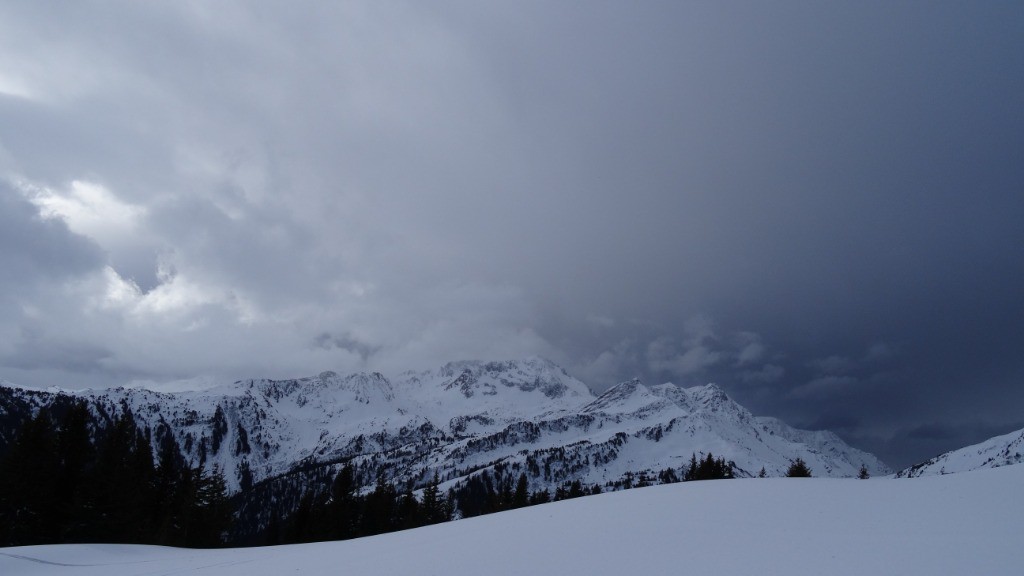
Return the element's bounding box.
[685,453,699,481]
[858,465,870,480]
[128,427,158,542]
[360,472,396,536]
[529,488,551,505]
[286,491,316,543]
[421,471,446,524]
[568,480,585,499]
[329,463,360,539]
[190,464,231,547]
[55,402,94,540]
[512,473,529,509]
[93,412,151,542]
[786,458,813,478]
[264,509,283,546]
[497,472,513,510]
[397,484,420,529]
[0,409,60,545]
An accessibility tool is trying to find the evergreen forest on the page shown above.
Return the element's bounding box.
[1,403,748,548]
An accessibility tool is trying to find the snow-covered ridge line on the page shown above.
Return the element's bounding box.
[0,358,890,498]
[895,426,1024,478]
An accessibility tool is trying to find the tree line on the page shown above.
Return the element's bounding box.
[0,402,230,548]
[261,465,453,545]
[1,402,849,549]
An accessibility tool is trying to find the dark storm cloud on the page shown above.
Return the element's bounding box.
[0,1,1021,468]
[313,332,381,362]
[0,183,104,285]
[0,184,109,380]
[2,331,112,373]
[884,420,1024,469]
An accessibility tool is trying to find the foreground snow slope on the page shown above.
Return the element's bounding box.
[3,464,1021,576]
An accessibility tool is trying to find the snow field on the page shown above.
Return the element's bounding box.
[3,463,1021,576]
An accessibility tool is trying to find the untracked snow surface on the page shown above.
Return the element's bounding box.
[3,464,1022,576]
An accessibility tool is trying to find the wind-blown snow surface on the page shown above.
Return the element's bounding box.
[3,465,1022,575]
[895,426,1024,478]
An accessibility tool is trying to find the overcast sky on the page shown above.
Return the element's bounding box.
[1,1,1022,469]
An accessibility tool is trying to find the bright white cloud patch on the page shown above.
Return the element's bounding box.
[20,180,145,245]
[0,72,34,100]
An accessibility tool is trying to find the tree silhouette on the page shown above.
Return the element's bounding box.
[786,458,812,478]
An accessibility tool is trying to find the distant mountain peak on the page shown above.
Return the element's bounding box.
[427,357,591,401]
[0,357,891,504]
[895,426,1024,478]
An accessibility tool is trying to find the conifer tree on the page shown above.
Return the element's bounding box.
[190,464,231,547]
[529,488,551,505]
[264,509,284,546]
[786,458,813,478]
[55,402,93,539]
[568,479,585,498]
[93,412,154,543]
[361,472,397,536]
[685,453,699,481]
[397,483,420,529]
[329,463,360,539]
[421,471,446,524]
[286,491,316,543]
[512,472,529,509]
[0,410,60,545]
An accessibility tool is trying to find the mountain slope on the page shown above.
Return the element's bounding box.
[0,358,889,517]
[895,426,1024,478]
[3,464,1021,576]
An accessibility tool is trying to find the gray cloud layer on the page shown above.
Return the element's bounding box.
[1,1,1022,468]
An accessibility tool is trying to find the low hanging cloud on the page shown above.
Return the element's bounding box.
[739,363,785,385]
[647,337,722,379]
[734,331,766,366]
[646,315,724,380]
[789,375,860,400]
[808,355,856,376]
[645,317,785,388]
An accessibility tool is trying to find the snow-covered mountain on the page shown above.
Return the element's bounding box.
[894,426,1024,478]
[0,358,889,500]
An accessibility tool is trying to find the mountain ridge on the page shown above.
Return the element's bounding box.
[0,358,890,500]
[895,426,1024,478]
